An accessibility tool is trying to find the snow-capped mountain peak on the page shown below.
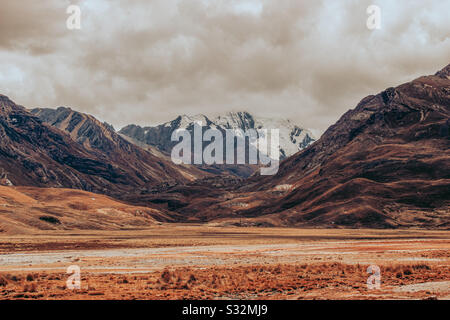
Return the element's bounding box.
[120,111,316,160]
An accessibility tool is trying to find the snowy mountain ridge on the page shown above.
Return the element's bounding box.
[120,111,316,160]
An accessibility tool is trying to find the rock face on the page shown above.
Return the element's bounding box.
[145,64,450,229]
[120,112,315,160]
[0,96,206,201]
[30,107,119,152]
[215,112,316,158]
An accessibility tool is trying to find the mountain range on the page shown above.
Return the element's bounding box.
[0,97,207,201]
[0,64,449,230]
[120,112,316,159]
[119,112,315,177]
[238,64,450,228]
[135,64,450,229]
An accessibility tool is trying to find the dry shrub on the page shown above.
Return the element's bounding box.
[161,269,172,283]
[413,264,431,270]
[5,274,19,282]
[180,283,190,290]
[403,267,413,275]
[385,263,431,277]
[188,274,197,283]
[23,283,37,292]
[0,275,8,287]
[272,265,282,274]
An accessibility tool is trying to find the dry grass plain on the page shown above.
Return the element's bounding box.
[0,225,449,300]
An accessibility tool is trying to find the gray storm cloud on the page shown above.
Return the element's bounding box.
[0,0,449,134]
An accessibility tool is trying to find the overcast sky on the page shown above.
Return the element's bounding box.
[0,0,449,135]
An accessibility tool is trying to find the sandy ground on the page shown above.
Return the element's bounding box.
[0,225,449,300]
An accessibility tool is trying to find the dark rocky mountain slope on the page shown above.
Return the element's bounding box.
[235,64,450,228]
[31,107,208,185]
[146,64,450,229]
[0,96,206,202]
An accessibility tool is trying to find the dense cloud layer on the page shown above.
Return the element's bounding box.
[1,0,449,134]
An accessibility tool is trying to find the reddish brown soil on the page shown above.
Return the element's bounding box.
[0,186,171,234]
[0,226,448,300]
[1,263,449,300]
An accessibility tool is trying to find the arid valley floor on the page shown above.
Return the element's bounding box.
[0,226,449,300]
